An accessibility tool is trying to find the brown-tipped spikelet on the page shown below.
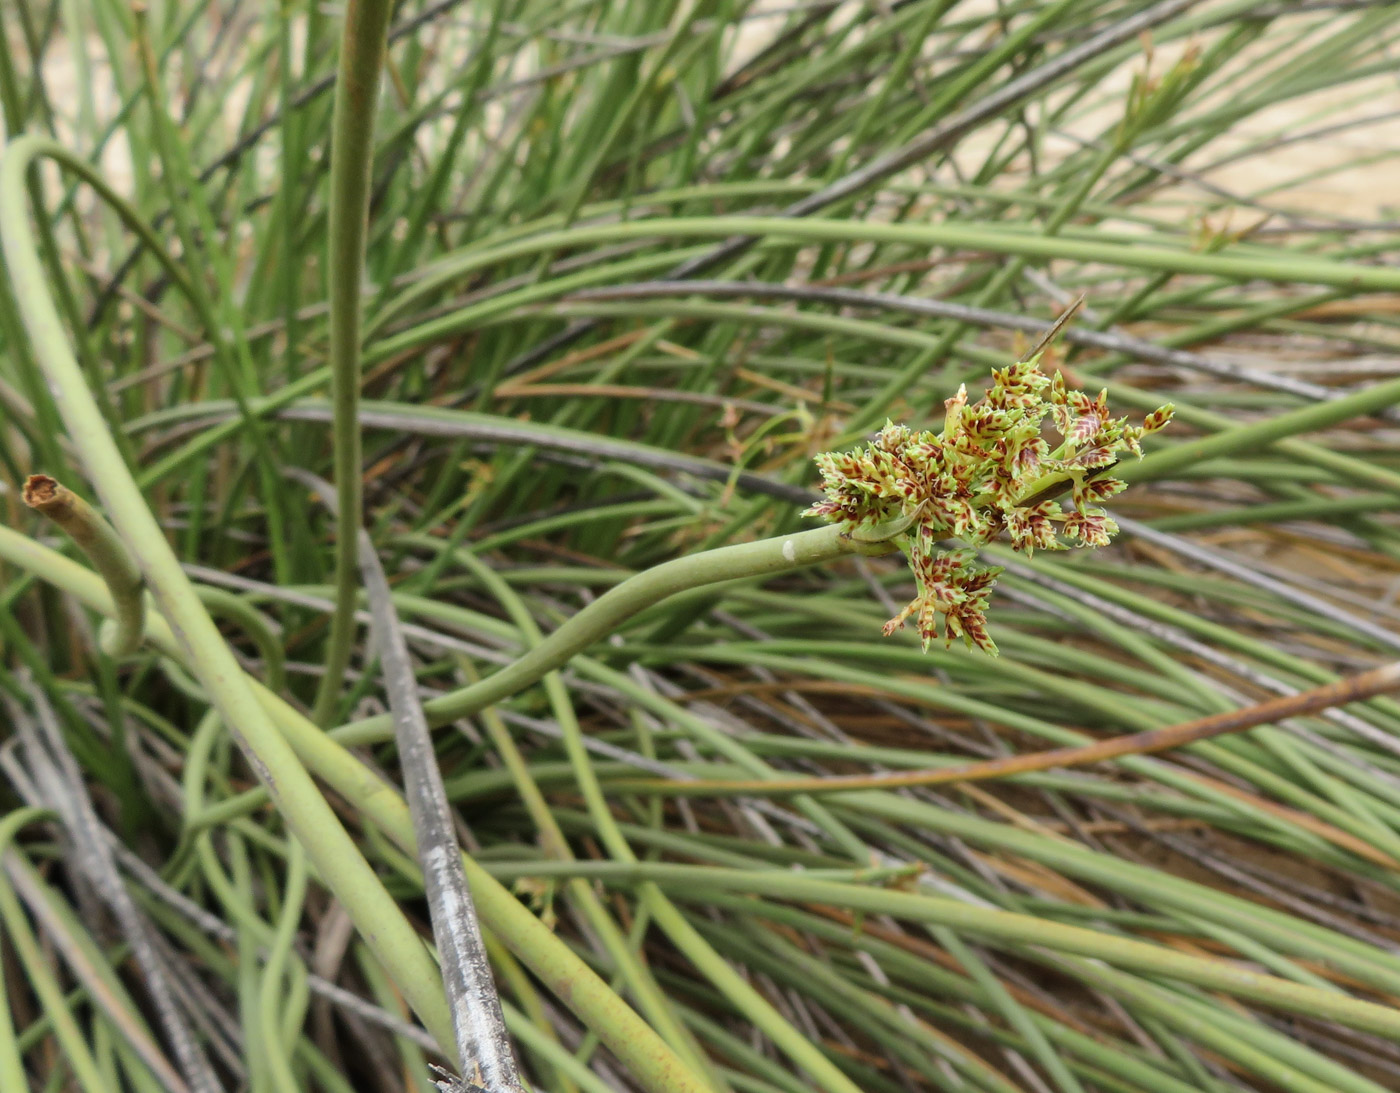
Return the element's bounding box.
[806,357,1173,655]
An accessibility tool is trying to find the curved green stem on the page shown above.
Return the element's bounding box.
[332,521,899,746]
[313,0,394,726]
[0,522,718,1093]
[448,556,735,1093]
[22,475,145,656]
[192,585,287,692]
[0,132,455,1053]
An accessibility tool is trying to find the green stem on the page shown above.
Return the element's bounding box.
[22,474,145,657]
[332,521,898,746]
[449,557,800,1093]
[0,809,108,1093]
[1122,372,1400,491]
[258,838,307,1093]
[469,859,1400,1041]
[192,585,287,692]
[313,0,394,726]
[0,132,455,1053]
[0,522,716,1093]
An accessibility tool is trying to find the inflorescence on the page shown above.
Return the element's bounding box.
[806,357,1173,655]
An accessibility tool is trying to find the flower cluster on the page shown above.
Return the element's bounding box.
[806,357,1173,655]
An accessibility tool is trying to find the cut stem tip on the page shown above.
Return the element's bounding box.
[23,474,146,657]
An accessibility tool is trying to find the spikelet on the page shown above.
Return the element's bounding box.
[806,356,1173,656]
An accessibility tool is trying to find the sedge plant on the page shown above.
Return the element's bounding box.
[10,3,1400,1092]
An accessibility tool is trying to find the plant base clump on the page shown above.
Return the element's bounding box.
[806,356,1173,654]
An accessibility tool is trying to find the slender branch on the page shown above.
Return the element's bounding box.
[314,0,395,726]
[621,661,1400,797]
[289,468,522,1092]
[363,538,523,1093]
[22,474,145,656]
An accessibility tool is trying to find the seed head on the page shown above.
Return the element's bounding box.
[806,357,1173,655]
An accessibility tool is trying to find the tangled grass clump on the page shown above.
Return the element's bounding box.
[9,2,1400,1092]
[807,358,1173,653]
